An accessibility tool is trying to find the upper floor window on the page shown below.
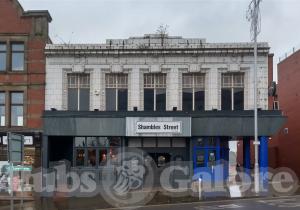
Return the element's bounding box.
[0,92,5,126]
[221,73,244,110]
[11,92,24,126]
[67,74,90,111]
[144,73,166,111]
[182,73,205,111]
[11,43,24,71]
[0,44,6,71]
[105,74,128,111]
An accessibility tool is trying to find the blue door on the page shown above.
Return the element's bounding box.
[193,147,218,182]
[193,137,229,182]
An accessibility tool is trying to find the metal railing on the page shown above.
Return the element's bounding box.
[279,44,300,62]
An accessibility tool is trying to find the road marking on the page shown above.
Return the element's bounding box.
[195,204,243,209]
[258,198,300,208]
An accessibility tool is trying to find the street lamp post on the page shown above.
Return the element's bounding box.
[247,0,262,194]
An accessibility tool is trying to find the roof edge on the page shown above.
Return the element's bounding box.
[23,10,52,22]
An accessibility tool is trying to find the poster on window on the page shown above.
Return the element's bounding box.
[0,161,9,192]
[0,161,33,193]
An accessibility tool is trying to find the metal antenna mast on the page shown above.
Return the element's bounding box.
[247,0,262,194]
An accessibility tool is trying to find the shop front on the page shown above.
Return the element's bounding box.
[0,132,42,194]
[0,132,42,167]
[42,110,286,190]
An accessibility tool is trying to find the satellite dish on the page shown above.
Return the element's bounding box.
[268,81,277,97]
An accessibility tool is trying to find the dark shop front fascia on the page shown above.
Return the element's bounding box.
[42,110,285,180]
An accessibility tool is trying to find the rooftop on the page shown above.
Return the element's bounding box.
[45,34,269,55]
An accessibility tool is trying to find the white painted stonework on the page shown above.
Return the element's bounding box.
[45,34,270,111]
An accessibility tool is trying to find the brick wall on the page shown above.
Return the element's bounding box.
[273,49,300,177]
[0,0,51,131]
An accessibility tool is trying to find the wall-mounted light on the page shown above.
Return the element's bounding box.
[284,128,289,135]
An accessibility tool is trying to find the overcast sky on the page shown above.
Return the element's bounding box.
[19,0,300,81]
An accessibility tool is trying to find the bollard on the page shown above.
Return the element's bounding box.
[198,177,202,200]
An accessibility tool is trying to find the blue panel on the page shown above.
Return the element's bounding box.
[243,137,251,176]
[259,136,269,191]
[192,137,229,182]
[216,137,221,163]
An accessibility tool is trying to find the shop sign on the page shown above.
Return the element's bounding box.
[126,117,191,137]
[11,165,32,172]
[2,136,33,145]
[136,121,181,134]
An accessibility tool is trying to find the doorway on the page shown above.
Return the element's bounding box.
[193,137,229,182]
[148,153,171,168]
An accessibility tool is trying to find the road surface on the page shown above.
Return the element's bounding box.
[99,195,300,210]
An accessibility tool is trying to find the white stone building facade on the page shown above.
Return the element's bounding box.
[45,34,270,112]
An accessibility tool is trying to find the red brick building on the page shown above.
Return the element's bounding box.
[270,49,300,178]
[0,0,51,167]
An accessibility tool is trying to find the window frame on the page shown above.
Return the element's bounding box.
[10,92,24,127]
[221,73,244,111]
[73,137,121,168]
[67,73,90,111]
[105,73,128,111]
[144,73,166,111]
[0,92,5,126]
[182,73,205,111]
[11,43,25,72]
[0,43,7,72]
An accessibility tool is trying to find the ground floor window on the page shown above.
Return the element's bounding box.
[0,135,40,166]
[127,137,188,167]
[127,137,186,148]
[74,137,121,167]
[0,143,7,161]
[24,147,36,165]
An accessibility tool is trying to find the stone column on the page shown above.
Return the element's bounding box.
[206,67,219,110]
[128,67,141,111]
[166,67,179,111]
[90,68,101,110]
[45,65,64,110]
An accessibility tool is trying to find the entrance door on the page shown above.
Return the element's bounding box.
[193,148,217,181]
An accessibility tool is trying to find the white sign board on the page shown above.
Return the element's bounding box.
[2,136,33,145]
[136,121,182,134]
[126,117,191,137]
